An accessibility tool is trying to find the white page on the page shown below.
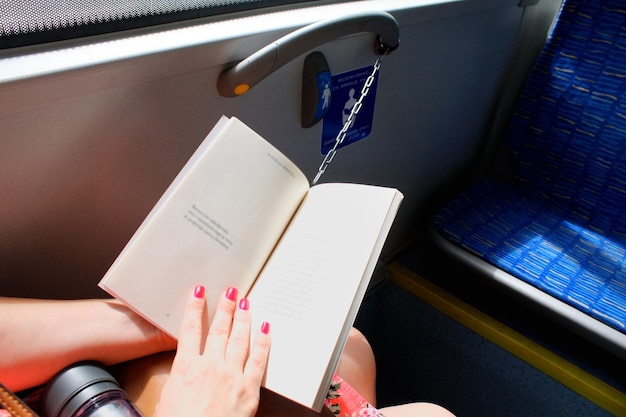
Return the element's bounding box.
[100,116,309,336]
[247,183,403,410]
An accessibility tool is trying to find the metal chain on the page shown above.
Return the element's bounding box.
[312,52,387,185]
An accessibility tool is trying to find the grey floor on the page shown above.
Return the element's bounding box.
[355,280,615,417]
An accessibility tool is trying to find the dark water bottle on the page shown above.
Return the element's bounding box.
[41,362,144,417]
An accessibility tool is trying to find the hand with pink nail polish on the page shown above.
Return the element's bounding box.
[155,286,271,417]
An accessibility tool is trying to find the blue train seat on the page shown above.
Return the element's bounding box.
[433,0,626,358]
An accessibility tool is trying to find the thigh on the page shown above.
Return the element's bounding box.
[112,351,332,417]
[112,327,378,417]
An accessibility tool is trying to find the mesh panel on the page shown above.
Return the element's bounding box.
[0,0,316,48]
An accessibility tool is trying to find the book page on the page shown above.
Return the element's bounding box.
[99,116,309,337]
[247,183,403,410]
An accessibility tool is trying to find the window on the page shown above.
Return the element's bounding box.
[0,0,320,49]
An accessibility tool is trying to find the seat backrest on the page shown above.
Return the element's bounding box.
[506,0,626,223]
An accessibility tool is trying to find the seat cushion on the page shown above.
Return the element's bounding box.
[434,177,626,333]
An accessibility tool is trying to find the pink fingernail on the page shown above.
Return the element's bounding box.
[261,321,270,334]
[239,298,249,310]
[225,287,238,301]
[194,285,205,299]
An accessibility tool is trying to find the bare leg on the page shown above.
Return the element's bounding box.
[116,328,372,417]
[379,403,456,417]
[334,327,377,405]
[115,328,454,417]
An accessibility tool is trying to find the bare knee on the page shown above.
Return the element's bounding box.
[335,328,377,405]
[379,402,456,417]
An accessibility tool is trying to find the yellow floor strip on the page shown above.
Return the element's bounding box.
[386,261,626,416]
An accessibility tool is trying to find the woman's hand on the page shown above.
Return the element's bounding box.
[154,285,271,417]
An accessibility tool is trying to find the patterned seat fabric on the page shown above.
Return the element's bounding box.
[434,0,626,334]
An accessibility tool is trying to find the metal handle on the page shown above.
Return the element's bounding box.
[216,10,400,97]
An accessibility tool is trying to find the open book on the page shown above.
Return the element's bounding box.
[99,116,403,411]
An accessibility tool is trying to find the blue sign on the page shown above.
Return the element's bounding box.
[315,71,333,121]
[321,66,379,155]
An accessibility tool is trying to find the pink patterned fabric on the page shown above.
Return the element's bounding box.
[325,375,384,417]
